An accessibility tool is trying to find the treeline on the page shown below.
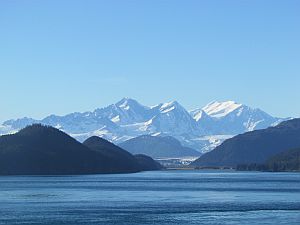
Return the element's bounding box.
[237,148,300,172]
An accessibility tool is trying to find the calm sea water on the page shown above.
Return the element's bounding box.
[0,170,300,225]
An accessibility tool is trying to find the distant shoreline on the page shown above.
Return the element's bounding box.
[166,167,300,172]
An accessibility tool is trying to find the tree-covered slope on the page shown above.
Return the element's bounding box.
[83,136,142,173]
[237,148,300,172]
[191,119,300,167]
[0,124,142,175]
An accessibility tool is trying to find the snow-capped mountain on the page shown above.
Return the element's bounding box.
[146,101,201,135]
[0,98,290,153]
[202,101,242,118]
[95,98,151,125]
[190,101,285,135]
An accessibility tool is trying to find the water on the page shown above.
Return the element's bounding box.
[0,170,300,225]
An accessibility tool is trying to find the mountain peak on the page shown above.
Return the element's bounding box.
[190,109,210,122]
[83,135,110,145]
[202,100,243,118]
[116,97,135,106]
[115,98,148,110]
[161,100,179,107]
[17,124,70,139]
[159,100,184,114]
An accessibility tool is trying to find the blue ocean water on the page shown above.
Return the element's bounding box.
[0,170,300,225]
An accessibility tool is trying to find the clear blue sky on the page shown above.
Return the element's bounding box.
[0,0,299,122]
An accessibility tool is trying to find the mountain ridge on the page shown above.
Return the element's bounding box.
[0,98,290,154]
[191,119,300,167]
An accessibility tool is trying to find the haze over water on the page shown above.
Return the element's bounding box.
[1,170,300,225]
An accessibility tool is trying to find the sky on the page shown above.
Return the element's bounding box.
[0,0,299,122]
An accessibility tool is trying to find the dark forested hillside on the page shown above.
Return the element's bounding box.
[266,148,300,171]
[83,136,163,172]
[0,124,161,175]
[237,148,300,172]
[0,124,113,174]
[191,119,300,167]
[134,154,164,171]
[83,136,142,172]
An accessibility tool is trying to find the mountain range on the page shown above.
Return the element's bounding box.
[0,98,289,154]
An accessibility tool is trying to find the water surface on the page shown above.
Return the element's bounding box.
[0,170,300,225]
